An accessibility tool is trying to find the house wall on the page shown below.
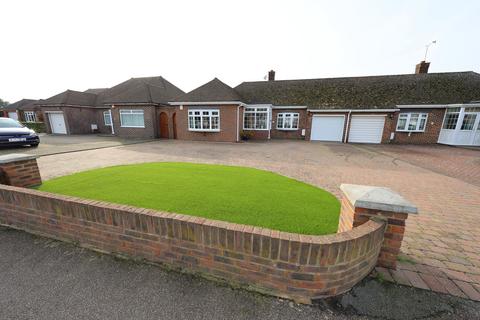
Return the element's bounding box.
[111,105,157,139]
[271,109,307,140]
[175,105,240,142]
[390,109,445,144]
[42,107,111,135]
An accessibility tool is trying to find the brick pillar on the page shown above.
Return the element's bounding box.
[338,184,417,270]
[0,154,42,188]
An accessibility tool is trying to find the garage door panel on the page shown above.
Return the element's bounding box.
[348,116,385,144]
[311,116,345,142]
[48,113,67,134]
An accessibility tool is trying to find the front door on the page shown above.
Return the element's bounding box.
[159,112,169,138]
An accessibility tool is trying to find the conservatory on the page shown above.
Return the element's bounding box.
[438,104,480,146]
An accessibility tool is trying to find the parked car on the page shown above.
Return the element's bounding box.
[0,117,40,147]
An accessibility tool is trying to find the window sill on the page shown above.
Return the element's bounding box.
[243,128,269,131]
[276,128,299,131]
[120,126,145,128]
[188,129,220,132]
[396,130,425,133]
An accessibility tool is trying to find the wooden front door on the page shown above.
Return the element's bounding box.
[159,112,169,138]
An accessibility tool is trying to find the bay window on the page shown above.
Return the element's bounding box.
[396,113,428,132]
[244,107,268,130]
[120,109,145,128]
[277,113,299,130]
[188,109,220,131]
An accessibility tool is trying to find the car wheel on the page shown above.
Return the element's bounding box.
[30,144,39,148]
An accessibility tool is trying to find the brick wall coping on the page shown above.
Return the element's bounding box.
[340,184,417,214]
[0,153,37,164]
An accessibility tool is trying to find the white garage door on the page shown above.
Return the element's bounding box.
[348,115,385,144]
[311,115,345,142]
[8,112,18,120]
[48,113,67,134]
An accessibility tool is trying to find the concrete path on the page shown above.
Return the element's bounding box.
[1,227,479,320]
[35,140,480,300]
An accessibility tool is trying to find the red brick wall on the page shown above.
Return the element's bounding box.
[271,109,307,140]
[175,105,240,142]
[42,107,111,135]
[389,109,445,144]
[0,158,42,187]
[338,196,408,269]
[111,105,157,139]
[0,185,386,304]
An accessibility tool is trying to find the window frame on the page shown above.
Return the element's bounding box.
[187,109,220,132]
[243,107,270,130]
[442,108,461,130]
[396,112,428,132]
[23,111,37,123]
[276,112,300,130]
[103,111,112,126]
[119,109,145,128]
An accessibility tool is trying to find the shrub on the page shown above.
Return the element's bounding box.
[21,122,46,133]
[240,130,254,141]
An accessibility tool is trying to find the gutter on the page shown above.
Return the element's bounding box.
[308,108,400,113]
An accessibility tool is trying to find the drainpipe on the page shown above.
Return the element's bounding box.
[236,105,240,142]
[110,105,115,135]
[343,110,352,143]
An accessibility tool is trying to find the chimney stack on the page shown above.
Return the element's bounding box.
[415,61,430,74]
[268,70,275,81]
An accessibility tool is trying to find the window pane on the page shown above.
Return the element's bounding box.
[443,113,459,129]
[244,112,255,129]
[103,112,112,125]
[284,114,292,129]
[212,116,219,129]
[418,116,427,131]
[408,114,419,130]
[292,115,299,129]
[202,115,210,129]
[256,112,267,129]
[277,114,284,129]
[120,110,145,127]
[461,114,477,130]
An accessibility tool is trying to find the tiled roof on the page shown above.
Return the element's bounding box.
[4,99,39,111]
[39,90,98,107]
[235,72,480,109]
[174,78,242,102]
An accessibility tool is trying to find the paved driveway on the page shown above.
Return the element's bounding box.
[36,140,480,300]
[0,134,153,157]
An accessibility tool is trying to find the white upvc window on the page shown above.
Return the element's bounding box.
[24,111,37,123]
[103,111,112,126]
[442,108,461,130]
[277,113,299,130]
[244,107,269,130]
[396,113,428,132]
[120,109,145,128]
[188,109,220,132]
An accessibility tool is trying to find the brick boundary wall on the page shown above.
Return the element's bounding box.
[338,184,417,270]
[0,184,386,304]
[0,154,42,188]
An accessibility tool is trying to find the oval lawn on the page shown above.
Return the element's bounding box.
[37,162,340,235]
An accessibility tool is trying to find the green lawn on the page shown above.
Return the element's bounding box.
[37,162,340,235]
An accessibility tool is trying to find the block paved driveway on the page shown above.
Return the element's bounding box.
[37,140,480,300]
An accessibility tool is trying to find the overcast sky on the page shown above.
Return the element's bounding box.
[1,0,478,103]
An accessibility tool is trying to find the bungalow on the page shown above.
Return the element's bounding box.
[36,62,480,146]
[4,99,43,123]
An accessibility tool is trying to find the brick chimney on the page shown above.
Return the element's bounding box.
[268,70,275,81]
[415,61,430,74]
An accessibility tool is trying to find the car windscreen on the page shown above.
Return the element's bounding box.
[0,118,24,128]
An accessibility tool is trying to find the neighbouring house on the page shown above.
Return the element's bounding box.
[4,99,43,123]
[36,62,480,146]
